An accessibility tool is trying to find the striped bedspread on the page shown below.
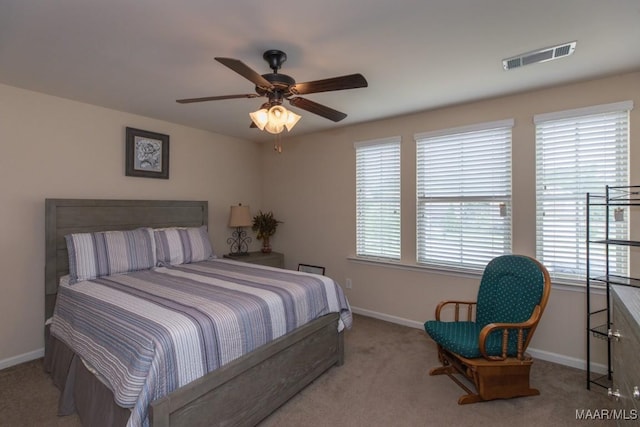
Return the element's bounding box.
[50,259,352,427]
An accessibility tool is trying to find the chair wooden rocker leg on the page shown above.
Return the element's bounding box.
[430,344,540,404]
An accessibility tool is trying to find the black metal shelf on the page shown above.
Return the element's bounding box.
[589,324,609,340]
[588,307,607,316]
[589,275,640,288]
[585,185,639,391]
[589,373,613,390]
[591,239,640,247]
[587,186,640,206]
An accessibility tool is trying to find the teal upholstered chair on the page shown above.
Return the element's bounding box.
[424,255,551,404]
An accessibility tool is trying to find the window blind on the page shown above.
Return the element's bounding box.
[416,120,513,271]
[535,101,632,281]
[355,137,401,260]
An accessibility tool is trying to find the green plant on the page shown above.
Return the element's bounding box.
[251,210,282,241]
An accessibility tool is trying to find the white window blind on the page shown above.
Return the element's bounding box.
[355,137,401,260]
[416,120,513,271]
[535,101,632,281]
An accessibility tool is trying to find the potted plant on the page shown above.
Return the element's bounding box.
[252,210,282,253]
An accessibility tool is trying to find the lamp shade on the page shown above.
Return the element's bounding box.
[249,108,269,131]
[228,204,252,227]
[284,110,301,131]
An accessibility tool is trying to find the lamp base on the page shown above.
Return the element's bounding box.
[227,227,252,256]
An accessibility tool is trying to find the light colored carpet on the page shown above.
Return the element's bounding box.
[0,314,615,426]
[261,315,615,427]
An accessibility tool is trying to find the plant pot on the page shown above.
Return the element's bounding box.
[261,237,272,253]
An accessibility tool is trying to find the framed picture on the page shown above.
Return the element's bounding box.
[125,127,169,179]
[297,263,326,275]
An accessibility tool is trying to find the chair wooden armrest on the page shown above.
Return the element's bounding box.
[478,305,543,361]
[435,300,477,321]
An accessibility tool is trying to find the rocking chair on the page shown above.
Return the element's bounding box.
[424,255,551,404]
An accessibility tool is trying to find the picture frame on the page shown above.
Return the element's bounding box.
[125,127,169,179]
[297,263,326,275]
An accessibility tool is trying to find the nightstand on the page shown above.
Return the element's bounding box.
[223,251,284,268]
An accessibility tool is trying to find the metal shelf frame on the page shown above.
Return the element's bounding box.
[586,185,640,390]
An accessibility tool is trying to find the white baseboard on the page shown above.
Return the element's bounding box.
[352,306,425,329]
[0,348,44,371]
[350,306,606,374]
[526,347,607,374]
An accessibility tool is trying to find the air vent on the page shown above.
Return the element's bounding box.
[503,41,576,71]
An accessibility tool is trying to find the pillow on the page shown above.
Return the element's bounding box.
[65,227,156,284]
[154,225,214,266]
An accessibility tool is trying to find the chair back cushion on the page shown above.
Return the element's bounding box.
[476,255,545,327]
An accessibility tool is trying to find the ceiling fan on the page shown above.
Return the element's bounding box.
[176,49,368,130]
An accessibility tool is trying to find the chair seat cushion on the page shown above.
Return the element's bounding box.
[424,320,521,359]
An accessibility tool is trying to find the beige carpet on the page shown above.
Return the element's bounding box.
[0,315,615,427]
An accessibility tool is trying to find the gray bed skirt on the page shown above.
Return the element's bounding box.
[44,326,130,427]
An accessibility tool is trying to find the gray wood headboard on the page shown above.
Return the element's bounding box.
[44,199,208,319]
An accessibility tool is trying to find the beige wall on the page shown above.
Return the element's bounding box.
[0,83,263,365]
[261,71,640,369]
[1,71,638,370]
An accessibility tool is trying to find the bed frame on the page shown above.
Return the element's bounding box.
[44,198,344,426]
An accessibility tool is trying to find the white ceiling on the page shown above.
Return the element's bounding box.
[1,1,639,143]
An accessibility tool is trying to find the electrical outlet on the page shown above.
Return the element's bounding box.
[345,278,352,289]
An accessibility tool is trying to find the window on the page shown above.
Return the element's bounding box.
[535,101,632,282]
[416,120,513,271]
[355,137,401,260]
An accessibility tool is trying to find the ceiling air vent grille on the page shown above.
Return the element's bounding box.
[503,41,576,71]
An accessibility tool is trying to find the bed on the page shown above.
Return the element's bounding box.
[44,199,350,427]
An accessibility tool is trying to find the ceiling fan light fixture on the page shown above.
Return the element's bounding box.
[250,105,301,134]
[249,108,269,130]
[284,109,301,131]
[264,121,284,134]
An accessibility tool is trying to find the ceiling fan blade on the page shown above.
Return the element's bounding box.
[290,73,368,95]
[289,97,347,122]
[176,94,259,104]
[215,57,273,89]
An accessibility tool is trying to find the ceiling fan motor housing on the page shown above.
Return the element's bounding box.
[263,49,287,72]
[256,73,296,102]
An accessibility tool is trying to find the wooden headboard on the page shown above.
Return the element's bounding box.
[44,199,208,319]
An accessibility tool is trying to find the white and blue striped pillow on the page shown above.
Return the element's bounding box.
[65,227,157,284]
[154,226,214,266]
